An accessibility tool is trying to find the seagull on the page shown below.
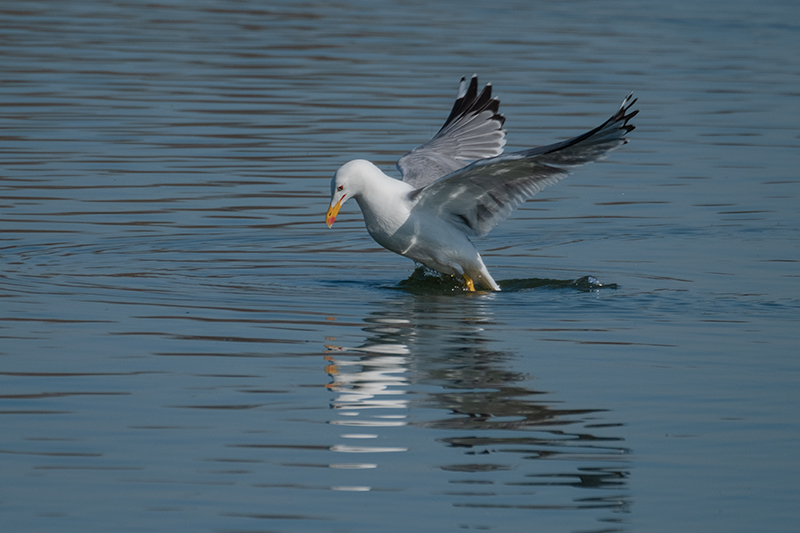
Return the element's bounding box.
[326,75,638,291]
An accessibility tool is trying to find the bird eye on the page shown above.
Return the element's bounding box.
[337,185,344,191]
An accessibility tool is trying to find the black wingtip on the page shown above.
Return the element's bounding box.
[530,93,639,158]
[609,93,639,137]
[612,93,639,133]
[440,75,504,132]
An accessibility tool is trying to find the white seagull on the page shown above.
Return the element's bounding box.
[326,75,638,291]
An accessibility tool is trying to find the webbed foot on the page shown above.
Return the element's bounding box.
[463,274,476,292]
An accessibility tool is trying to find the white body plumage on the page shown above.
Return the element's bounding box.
[329,159,499,290]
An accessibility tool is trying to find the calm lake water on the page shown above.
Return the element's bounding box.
[2,1,799,532]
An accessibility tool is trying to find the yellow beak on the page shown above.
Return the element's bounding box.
[326,197,344,228]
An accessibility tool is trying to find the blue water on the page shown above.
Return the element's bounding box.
[2,1,799,532]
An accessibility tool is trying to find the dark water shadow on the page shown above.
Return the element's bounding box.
[393,266,618,294]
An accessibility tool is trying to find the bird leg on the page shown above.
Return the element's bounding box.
[462,274,476,292]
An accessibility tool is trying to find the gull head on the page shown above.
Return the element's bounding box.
[326,159,380,228]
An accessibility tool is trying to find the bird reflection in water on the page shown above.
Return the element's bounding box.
[325,318,412,425]
[324,302,631,515]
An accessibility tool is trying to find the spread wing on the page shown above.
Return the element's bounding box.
[412,94,639,237]
[397,75,507,188]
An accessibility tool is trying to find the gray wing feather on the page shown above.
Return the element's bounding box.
[397,75,507,188]
[413,94,638,237]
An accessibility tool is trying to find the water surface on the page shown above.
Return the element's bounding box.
[2,1,799,532]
